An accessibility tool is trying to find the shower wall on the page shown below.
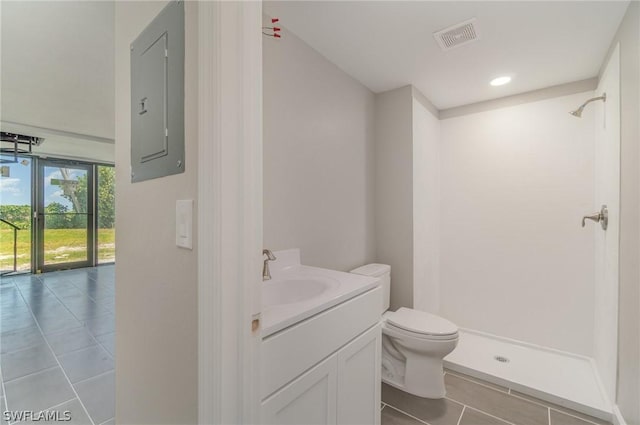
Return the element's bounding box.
[438,91,597,356]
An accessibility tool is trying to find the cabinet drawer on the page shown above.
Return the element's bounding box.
[261,286,382,399]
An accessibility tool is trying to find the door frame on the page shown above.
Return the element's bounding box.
[197,2,263,424]
[36,158,95,272]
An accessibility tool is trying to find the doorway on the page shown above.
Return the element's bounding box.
[37,159,94,272]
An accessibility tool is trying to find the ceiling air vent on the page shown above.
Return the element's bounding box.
[433,18,479,51]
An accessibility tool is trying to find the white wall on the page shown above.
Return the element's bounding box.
[114,2,198,423]
[263,18,375,272]
[374,86,414,310]
[593,45,620,405]
[412,96,440,314]
[602,2,640,423]
[439,92,596,356]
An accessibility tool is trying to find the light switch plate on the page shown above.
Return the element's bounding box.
[176,199,193,249]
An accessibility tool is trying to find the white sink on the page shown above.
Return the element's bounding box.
[261,249,380,337]
[263,278,339,307]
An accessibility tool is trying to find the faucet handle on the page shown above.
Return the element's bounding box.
[263,249,276,261]
[582,205,608,230]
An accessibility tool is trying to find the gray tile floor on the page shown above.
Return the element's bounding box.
[381,370,613,425]
[382,371,610,425]
[0,266,115,425]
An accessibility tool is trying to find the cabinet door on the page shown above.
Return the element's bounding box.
[261,355,337,425]
[337,324,381,425]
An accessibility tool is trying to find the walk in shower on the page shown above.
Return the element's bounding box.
[437,48,621,420]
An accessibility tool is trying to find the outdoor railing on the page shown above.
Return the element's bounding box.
[0,218,20,275]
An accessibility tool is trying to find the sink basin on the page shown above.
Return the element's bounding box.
[263,278,338,307]
[260,249,380,337]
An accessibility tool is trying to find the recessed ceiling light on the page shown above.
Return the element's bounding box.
[490,76,511,86]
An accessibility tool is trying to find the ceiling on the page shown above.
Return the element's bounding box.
[264,1,629,110]
[1,1,114,141]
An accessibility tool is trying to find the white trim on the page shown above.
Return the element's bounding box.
[613,405,628,425]
[198,2,262,424]
[411,86,439,119]
[439,78,598,119]
[0,120,114,144]
[458,327,596,362]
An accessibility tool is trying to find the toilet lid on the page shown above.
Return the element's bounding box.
[386,308,458,337]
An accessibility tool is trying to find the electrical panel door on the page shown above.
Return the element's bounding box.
[130,1,184,182]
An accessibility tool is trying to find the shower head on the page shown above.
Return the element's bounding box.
[569,93,606,118]
[569,108,584,118]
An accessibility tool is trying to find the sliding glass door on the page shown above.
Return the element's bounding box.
[36,160,94,272]
[0,154,33,274]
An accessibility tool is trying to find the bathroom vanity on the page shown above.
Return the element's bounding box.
[260,249,382,425]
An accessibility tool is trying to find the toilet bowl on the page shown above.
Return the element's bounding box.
[351,264,458,399]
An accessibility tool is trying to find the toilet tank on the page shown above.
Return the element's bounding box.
[350,264,391,314]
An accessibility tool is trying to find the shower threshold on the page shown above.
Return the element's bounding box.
[444,329,612,422]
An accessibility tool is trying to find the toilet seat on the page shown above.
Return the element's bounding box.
[384,308,458,340]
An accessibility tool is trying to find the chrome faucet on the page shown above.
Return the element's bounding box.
[263,249,276,281]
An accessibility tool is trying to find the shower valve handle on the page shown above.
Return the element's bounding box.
[582,205,608,230]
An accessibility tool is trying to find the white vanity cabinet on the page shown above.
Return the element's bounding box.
[337,325,381,425]
[261,287,382,425]
[261,355,338,425]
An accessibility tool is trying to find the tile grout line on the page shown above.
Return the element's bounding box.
[36,279,114,362]
[445,371,509,394]
[2,366,60,387]
[66,273,114,305]
[383,404,433,425]
[48,331,114,362]
[2,334,104,362]
[41,277,110,327]
[17,276,83,327]
[72,369,114,386]
[508,392,608,425]
[1,281,17,422]
[97,418,114,425]
[446,371,608,425]
[461,405,517,425]
[32,396,78,414]
[441,396,518,425]
[14,280,97,425]
[455,406,466,425]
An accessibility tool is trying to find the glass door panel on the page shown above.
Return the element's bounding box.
[37,161,93,271]
[97,165,115,264]
[0,154,33,273]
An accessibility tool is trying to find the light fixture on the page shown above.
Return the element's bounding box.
[490,76,511,86]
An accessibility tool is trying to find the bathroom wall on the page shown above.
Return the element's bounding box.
[263,18,376,271]
[593,44,620,407]
[602,2,640,423]
[439,92,596,356]
[114,2,198,423]
[373,86,440,312]
[374,86,414,310]
[412,93,441,314]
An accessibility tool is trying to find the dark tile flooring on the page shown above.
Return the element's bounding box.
[381,370,612,425]
[1,266,115,425]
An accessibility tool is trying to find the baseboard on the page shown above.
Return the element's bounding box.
[613,405,628,425]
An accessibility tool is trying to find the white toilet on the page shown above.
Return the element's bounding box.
[351,264,458,399]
